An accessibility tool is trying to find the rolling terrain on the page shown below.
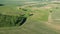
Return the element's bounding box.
[0,0,60,34]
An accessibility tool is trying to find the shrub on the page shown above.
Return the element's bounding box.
[0,4,4,6]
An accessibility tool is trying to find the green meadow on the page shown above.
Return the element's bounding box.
[0,0,60,34]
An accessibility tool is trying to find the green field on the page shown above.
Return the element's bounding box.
[0,0,60,34]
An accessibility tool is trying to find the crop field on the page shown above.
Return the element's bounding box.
[0,0,60,34]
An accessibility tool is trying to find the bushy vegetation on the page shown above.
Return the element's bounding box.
[0,13,26,27]
[0,6,33,27]
[0,4,4,6]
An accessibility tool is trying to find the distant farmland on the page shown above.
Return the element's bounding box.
[0,0,60,34]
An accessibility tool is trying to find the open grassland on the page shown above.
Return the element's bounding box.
[0,3,49,27]
[0,1,60,34]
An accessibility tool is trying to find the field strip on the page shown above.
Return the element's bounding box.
[45,22,60,30]
[46,12,60,31]
[53,19,60,20]
[0,30,21,32]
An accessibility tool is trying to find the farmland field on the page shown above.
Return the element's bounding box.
[0,0,60,34]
